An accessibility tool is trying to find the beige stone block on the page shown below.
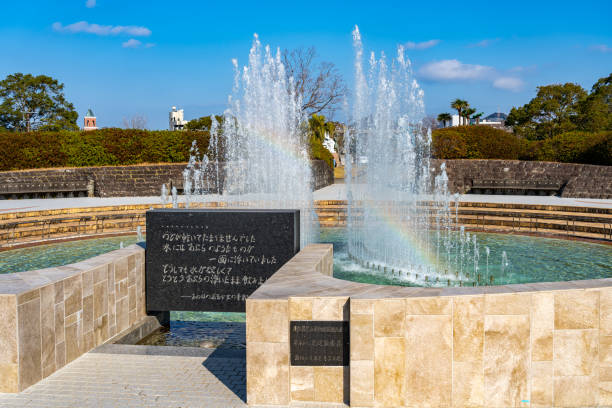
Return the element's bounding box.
[374,337,405,407]
[0,363,18,393]
[0,296,17,365]
[116,296,129,334]
[54,303,64,344]
[63,275,82,317]
[453,362,483,408]
[54,281,63,304]
[554,290,598,330]
[128,254,135,273]
[374,299,405,337]
[65,323,80,364]
[290,366,313,401]
[18,298,42,390]
[351,299,373,314]
[601,287,612,336]
[115,279,128,300]
[115,257,128,281]
[82,331,94,352]
[553,376,596,407]
[108,292,116,328]
[554,330,597,376]
[55,342,65,370]
[107,264,115,294]
[531,292,554,361]
[82,270,93,298]
[405,297,451,315]
[93,282,107,320]
[453,296,484,362]
[129,285,136,311]
[485,293,530,315]
[404,315,451,407]
[600,335,612,365]
[93,265,108,284]
[64,312,77,327]
[312,297,346,321]
[600,381,612,407]
[40,285,55,378]
[531,361,552,407]
[94,316,109,347]
[351,360,374,407]
[246,342,289,405]
[483,315,529,408]
[246,300,288,343]
[314,366,344,403]
[351,313,374,361]
[128,262,136,287]
[129,309,137,327]
[289,298,312,320]
[17,289,39,305]
[602,365,612,382]
[83,295,94,334]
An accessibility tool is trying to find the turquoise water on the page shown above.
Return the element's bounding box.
[321,229,611,287]
[0,236,140,274]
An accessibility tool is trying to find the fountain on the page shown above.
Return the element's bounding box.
[345,26,490,287]
[182,34,318,245]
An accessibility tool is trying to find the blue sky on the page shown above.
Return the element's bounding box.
[1,0,611,129]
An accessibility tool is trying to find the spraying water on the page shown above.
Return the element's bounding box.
[345,26,505,286]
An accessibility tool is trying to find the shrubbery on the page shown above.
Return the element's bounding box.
[0,129,212,171]
[0,126,335,171]
[432,125,611,165]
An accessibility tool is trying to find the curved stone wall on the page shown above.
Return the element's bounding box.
[246,244,612,407]
[0,245,147,392]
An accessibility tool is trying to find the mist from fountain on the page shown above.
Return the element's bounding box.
[180,34,318,246]
[345,26,502,287]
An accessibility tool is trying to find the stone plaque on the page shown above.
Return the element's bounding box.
[146,209,299,312]
[290,321,349,366]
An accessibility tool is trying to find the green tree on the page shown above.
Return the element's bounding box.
[0,73,78,131]
[184,115,224,131]
[473,112,484,124]
[506,83,587,140]
[450,99,469,125]
[437,113,452,127]
[578,73,612,131]
[463,107,476,125]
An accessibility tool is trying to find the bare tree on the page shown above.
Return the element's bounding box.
[122,115,148,129]
[282,47,347,117]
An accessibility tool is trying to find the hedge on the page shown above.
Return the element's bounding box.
[0,128,334,171]
[432,125,612,165]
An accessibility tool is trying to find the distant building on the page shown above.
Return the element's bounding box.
[438,112,508,130]
[83,108,98,131]
[169,106,187,131]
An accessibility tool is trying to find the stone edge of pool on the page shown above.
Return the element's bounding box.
[0,244,149,393]
[246,243,612,407]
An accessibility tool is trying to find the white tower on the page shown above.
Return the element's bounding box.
[169,106,187,130]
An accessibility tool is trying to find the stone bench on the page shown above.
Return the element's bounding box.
[470,179,563,195]
[0,180,93,199]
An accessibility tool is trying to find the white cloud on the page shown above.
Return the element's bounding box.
[418,59,494,81]
[590,44,612,53]
[493,77,524,92]
[122,39,142,48]
[404,39,440,50]
[52,21,151,37]
[85,0,96,8]
[468,38,499,48]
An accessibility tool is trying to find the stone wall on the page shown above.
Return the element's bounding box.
[0,160,334,198]
[432,159,612,198]
[246,244,612,407]
[0,245,146,392]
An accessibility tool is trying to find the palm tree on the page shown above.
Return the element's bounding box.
[437,113,452,127]
[450,99,469,125]
[473,112,484,125]
[463,108,476,125]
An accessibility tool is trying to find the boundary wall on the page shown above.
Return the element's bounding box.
[0,245,147,392]
[246,244,612,407]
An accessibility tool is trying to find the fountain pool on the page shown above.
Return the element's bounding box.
[2,229,609,285]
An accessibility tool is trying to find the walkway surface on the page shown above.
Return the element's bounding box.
[1,183,611,214]
[0,344,347,408]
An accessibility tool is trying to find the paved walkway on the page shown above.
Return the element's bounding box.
[0,344,348,408]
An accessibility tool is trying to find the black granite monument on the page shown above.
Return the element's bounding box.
[145,209,299,313]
